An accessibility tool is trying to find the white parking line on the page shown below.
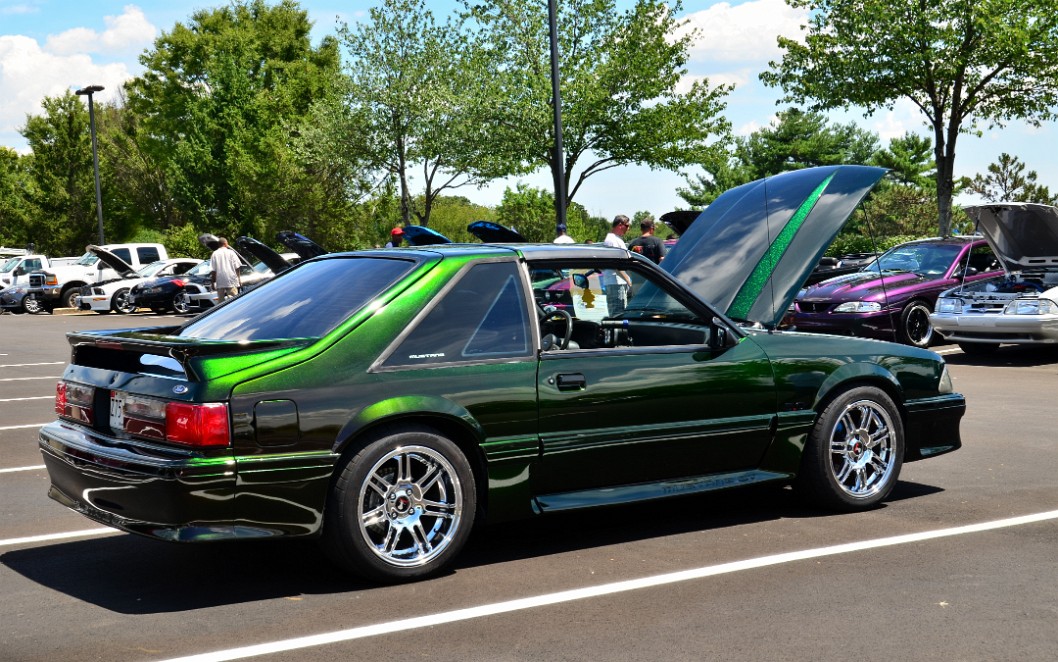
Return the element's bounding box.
[0,396,53,402]
[0,465,45,473]
[0,528,118,548]
[0,376,61,382]
[0,423,49,431]
[161,509,1058,662]
[0,362,65,368]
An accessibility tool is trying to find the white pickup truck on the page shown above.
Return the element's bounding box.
[0,254,79,288]
[28,243,169,311]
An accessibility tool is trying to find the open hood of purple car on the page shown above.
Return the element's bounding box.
[663,165,886,328]
[964,203,1058,274]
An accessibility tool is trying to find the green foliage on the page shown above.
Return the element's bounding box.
[0,148,34,248]
[463,0,731,208]
[962,153,1058,205]
[827,232,922,257]
[125,0,342,241]
[762,0,1058,236]
[680,108,879,206]
[20,92,98,255]
[163,224,211,260]
[494,184,598,243]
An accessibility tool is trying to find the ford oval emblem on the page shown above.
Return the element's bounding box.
[172,385,189,395]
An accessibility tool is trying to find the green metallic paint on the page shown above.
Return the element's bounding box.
[726,173,834,320]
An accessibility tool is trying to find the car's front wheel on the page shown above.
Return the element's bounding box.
[796,386,903,511]
[172,291,191,314]
[60,286,79,311]
[898,300,934,348]
[112,288,136,314]
[323,426,476,583]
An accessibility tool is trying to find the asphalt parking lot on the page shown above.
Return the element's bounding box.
[3,310,1058,661]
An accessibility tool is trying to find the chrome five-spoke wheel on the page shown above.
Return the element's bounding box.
[797,386,904,511]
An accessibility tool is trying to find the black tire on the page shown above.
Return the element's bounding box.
[796,386,904,511]
[323,425,476,583]
[23,295,47,315]
[112,288,136,314]
[60,287,79,310]
[172,291,190,314]
[898,300,934,348]
[958,342,999,356]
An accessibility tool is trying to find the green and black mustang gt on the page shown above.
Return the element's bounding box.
[40,166,964,583]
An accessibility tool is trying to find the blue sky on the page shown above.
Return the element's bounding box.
[2,0,1055,222]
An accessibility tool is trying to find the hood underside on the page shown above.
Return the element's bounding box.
[964,203,1058,273]
[662,165,886,327]
[87,245,137,278]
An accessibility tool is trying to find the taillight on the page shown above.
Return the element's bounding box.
[56,381,94,424]
[165,402,230,448]
[171,278,186,288]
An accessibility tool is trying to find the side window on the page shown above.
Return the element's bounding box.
[137,247,161,264]
[385,261,532,367]
[968,245,999,272]
[25,259,41,271]
[112,248,131,263]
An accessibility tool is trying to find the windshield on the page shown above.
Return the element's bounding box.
[137,261,172,277]
[188,261,211,276]
[0,258,18,273]
[75,252,99,266]
[179,256,417,341]
[864,242,961,277]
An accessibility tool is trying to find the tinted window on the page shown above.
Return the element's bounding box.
[112,248,131,263]
[137,247,161,264]
[179,257,416,341]
[385,261,531,367]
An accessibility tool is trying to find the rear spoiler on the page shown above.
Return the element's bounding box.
[67,328,313,382]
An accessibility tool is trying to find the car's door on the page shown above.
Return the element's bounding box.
[531,260,778,498]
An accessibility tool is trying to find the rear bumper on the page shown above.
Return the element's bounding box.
[39,420,239,541]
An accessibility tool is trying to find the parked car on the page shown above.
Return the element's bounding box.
[786,237,1002,347]
[74,247,199,314]
[30,243,169,311]
[0,253,78,289]
[38,166,965,584]
[170,232,327,313]
[930,202,1058,354]
[804,252,878,286]
[0,283,48,314]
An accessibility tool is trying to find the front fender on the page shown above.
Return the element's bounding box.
[814,361,903,410]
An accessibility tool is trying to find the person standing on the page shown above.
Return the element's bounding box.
[627,216,666,264]
[210,237,243,303]
[385,227,404,247]
[602,215,633,314]
[553,223,575,244]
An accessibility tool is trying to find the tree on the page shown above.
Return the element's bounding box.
[463,0,731,210]
[337,0,497,227]
[679,108,878,206]
[20,92,99,255]
[0,148,35,248]
[761,0,1058,236]
[125,0,342,240]
[963,153,1058,204]
[494,184,600,242]
[871,133,935,190]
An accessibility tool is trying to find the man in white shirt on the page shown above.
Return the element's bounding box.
[553,223,575,244]
[602,215,633,314]
[210,237,243,303]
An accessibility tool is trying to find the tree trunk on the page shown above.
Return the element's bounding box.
[931,118,957,237]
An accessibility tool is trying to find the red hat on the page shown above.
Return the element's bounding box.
[391,227,404,236]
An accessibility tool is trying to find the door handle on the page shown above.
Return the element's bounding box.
[555,373,587,391]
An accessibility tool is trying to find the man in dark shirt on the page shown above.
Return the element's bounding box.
[627,217,666,264]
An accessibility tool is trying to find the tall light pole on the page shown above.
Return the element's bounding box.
[547,0,567,232]
[75,85,105,245]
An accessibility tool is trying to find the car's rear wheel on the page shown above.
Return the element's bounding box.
[172,291,190,314]
[898,300,933,348]
[60,286,79,310]
[797,386,903,511]
[23,295,48,315]
[112,288,136,314]
[323,426,476,583]
[958,342,999,356]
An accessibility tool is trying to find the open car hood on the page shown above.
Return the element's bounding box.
[964,203,1058,274]
[467,221,526,243]
[276,231,328,259]
[86,245,138,278]
[402,226,452,246]
[236,236,291,274]
[662,165,886,327]
[659,210,700,237]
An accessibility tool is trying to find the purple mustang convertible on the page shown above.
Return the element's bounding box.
[787,237,1002,347]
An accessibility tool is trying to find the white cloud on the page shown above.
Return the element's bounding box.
[0,6,155,147]
[678,0,807,64]
[46,5,156,55]
[1,3,38,16]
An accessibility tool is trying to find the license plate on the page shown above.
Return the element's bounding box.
[110,391,125,431]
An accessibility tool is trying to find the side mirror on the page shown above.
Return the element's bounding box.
[572,273,589,288]
[13,267,24,276]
